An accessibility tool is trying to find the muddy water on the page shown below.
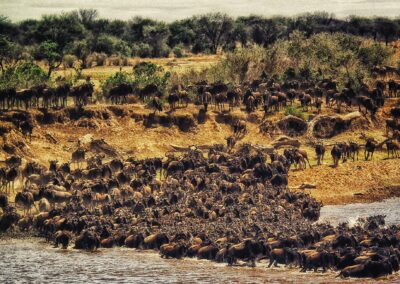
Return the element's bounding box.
[0,238,399,283]
[2,199,400,283]
[319,198,400,227]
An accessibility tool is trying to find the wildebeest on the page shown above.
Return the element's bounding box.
[71,148,85,168]
[315,142,325,165]
[15,191,35,215]
[365,139,377,161]
[108,83,134,104]
[331,144,343,167]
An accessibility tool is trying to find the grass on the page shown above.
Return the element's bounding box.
[53,54,220,83]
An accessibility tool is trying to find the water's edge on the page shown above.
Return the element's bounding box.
[1,198,400,283]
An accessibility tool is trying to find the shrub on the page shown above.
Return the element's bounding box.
[63,54,77,68]
[284,105,306,120]
[173,46,184,58]
[0,62,48,89]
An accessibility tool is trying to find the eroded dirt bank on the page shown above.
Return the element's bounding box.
[1,102,399,206]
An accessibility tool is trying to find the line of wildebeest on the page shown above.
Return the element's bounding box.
[0,141,400,278]
[0,76,400,115]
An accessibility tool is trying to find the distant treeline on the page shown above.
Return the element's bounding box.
[1,10,400,58]
[0,10,399,85]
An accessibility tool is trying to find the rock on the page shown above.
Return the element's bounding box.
[78,134,94,146]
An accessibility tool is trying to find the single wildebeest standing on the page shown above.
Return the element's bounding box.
[315,142,325,165]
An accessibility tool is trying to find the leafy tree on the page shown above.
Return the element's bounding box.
[0,36,23,73]
[358,43,394,68]
[67,40,90,68]
[195,13,234,53]
[373,17,399,45]
[124,17,158,43]
[107,20,127,38]
[168,19,196,47]
[35,40,62,78]
[35,13,85,48]
[0,62,47,89]
[347,16,373,37]
[0,15,18,37]
[17,19,39,45]
[143,23,170,57]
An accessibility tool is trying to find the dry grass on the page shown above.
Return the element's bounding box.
[53,55,220,85]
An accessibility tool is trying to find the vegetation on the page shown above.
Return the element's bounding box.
[0,10,398,91]
[183,32,395,91]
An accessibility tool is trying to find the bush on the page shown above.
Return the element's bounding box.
[102,71,132,90]
[0,62,48,89]
[284,105,306,120]
[173,46,184,58]
[63,54,77,68]
[132,43,152,58]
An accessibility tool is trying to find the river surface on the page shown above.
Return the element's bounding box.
[319,197,400,226]
[1,198,400,283]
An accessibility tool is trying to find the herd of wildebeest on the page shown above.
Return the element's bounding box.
[0,72,400,279]
[0,141,398,278]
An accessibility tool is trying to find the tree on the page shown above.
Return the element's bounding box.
[107,20,127,38]
[67,40,90,67]
[143,23,170,57]
[0,36,23,73]
[17,19,39,45]
[124,17,158,43]
[78,9,98,28]
[35,41,62,78]
[35,13,85,48]
[374,17,399,45]
[0,15,18,37]
[168,19,196,47]
[196,13,234,54]
[347,16,373,37]
[133,62,170,89]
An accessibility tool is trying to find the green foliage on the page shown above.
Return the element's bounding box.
[218,46,265,83]
[0,62,47,89]
[284,105,306,120]
[357,43,394,68]
[0,35,23,72]
[101,62,171,96]
[207,32,391,91]
[133,62,170,89]
[35,40,62,77]
[101,70,132,97]
[172,46,184,58]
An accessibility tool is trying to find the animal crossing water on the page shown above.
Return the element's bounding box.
[2,196,400,284]
[319,197,400,227]
[0,238,383,284]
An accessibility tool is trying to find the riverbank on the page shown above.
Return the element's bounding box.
[290,159,400,205]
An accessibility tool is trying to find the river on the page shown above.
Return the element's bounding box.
[1,198,400,283]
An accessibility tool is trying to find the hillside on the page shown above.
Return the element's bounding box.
[1,97,399,206]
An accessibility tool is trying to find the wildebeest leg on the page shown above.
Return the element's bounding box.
[268,259,274,268]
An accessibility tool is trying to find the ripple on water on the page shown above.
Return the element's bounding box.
[319,197,400,226]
